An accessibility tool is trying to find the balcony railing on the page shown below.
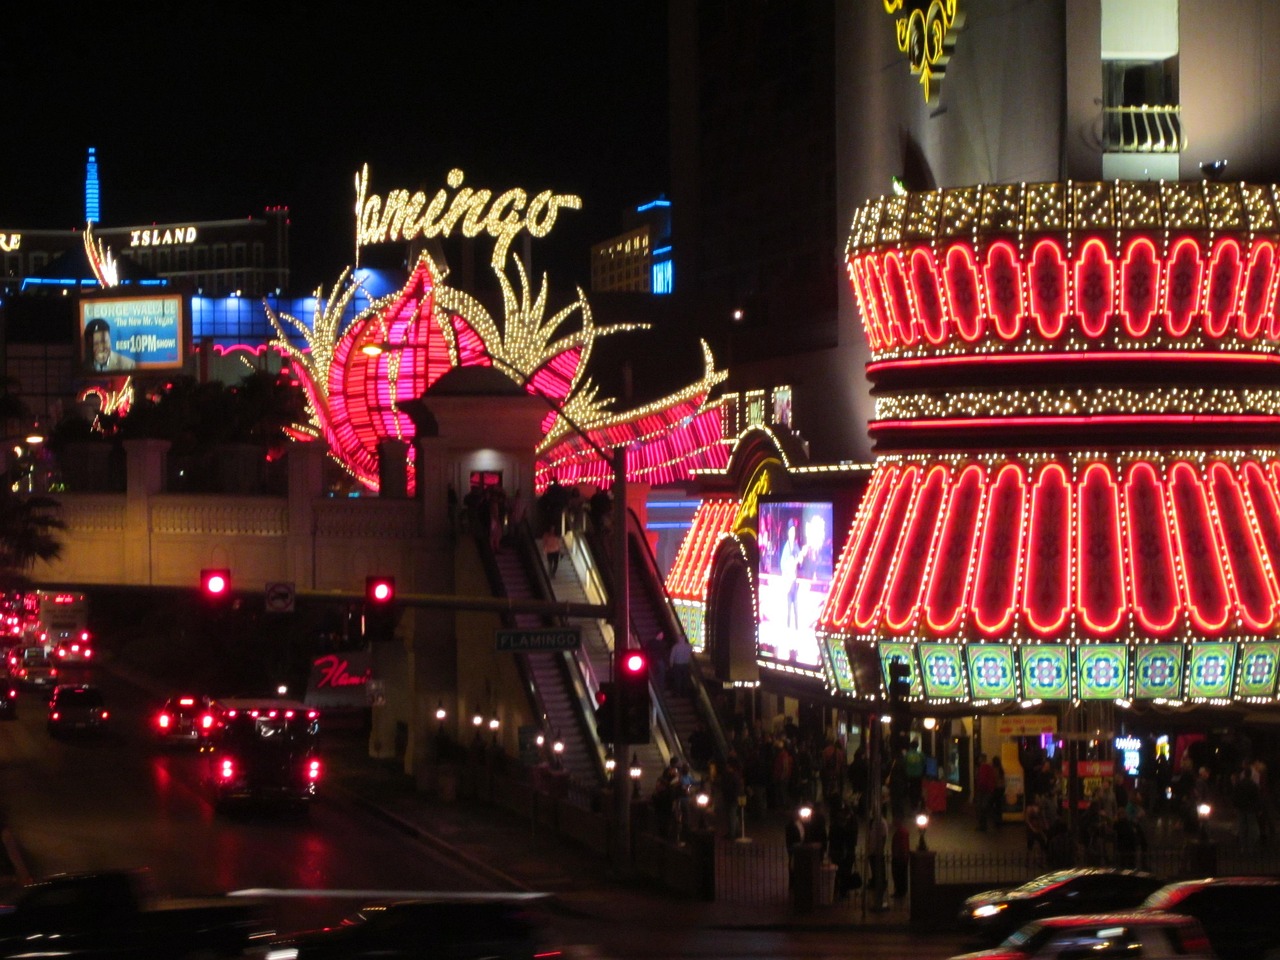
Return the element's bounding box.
[1103,104,1185,154]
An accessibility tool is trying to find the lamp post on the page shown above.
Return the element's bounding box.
[629,753,642,799]
[915,811,930,851]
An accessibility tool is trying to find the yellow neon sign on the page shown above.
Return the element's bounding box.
[883,0,964,102]
[354,165,582,270]
[0,233,21,253]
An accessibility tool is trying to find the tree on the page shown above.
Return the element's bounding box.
[0,473,64,591]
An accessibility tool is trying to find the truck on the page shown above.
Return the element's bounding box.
[0,868,270,958]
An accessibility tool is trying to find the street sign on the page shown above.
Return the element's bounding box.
[496,627,581,651]
[265,581,296,614]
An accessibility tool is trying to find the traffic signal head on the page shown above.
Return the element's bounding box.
[621,650,648,678]
[616,649,651,745]
[888,658,911,701]
[366,575,396,605]
[200,569,231,598]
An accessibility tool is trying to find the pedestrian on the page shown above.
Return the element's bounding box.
[668,633,693,695]
[1232,764,1262,850]
[541,526,562,575]
[867,805,889,911]
[820,737,844,808]
[785,803,811,890]
[975,752,996,831]
[904,739,925,812]
[887,747,909,822]
[720,751,744,840]
[1025,797,1050,868]
[1114,807,1147,868]
[829,801,860,899]
[989,756,1007,827]
[848,744,869,816]
[890,817,911,900]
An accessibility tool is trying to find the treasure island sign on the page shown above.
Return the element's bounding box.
[882,0,964,102]
[354,163,582,268]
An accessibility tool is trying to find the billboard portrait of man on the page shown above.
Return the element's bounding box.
[83,318,137,373]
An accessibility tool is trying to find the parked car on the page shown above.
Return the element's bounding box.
[1142,875,1280,960]
[262,896,561,959]
[153,694,218,746]
[951,912,1215,960]
[13,646,57,690]
[46,684,108,736]
[959,868,1166,941]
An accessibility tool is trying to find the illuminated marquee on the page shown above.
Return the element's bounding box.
[883,0,964,102]
[131,226,198,246]
[0,233,20,252]
[354,165,582,270]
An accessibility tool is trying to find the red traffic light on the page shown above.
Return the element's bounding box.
[201,569,231,596]
[366,576,395,604]
[622,651,646,675]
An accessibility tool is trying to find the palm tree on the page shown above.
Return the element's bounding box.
[0,472,64,592]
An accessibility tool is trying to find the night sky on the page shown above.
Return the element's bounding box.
[0,3,670,291]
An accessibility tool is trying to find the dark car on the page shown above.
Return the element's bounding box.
[264,896,562,959]
[46,684,108,736]
[14,647,57,691]
[153,694,217,746]
[0,674,15,720]
[959,868,1166,941]
[950,911,1215,960]
[1142,875,1280,960]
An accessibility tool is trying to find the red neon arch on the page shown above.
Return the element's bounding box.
[1075,238,1115,338]
[971,463,1027,634]
[922,463,985,634]
[1023,463,1071,634]
[1243,460,1280,602]
[944,245,984,342]
[1124,461,1180,634]
[1169,461,1231,632]
[909,247,948,344]
[824,466,896,631]
[884,251,918,346]
[1204,238,1243,338]
[852,257,891,350]
[1028,240,1068,340]
[1207,461,1276,630]
[1163,238,1204,338]
[1078,462,1125,633]
[884,464,949,630]
[1241,241,1276,339]
[984,241,1024,340]
[852,465,920,630]
[1120,237,1160,337]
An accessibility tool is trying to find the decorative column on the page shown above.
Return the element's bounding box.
[122,439,169,585]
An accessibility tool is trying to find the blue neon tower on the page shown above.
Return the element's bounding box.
[85,147,100,223]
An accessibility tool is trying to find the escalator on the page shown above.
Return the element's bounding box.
[477,525,604,790]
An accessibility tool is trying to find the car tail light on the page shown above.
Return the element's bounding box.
[1178,929,1212,954]
[83,647,92,658]
[158,713,171,729]
[199,713,214,730]
[100,710,109,720]
[219,757,235,780]
[179,697,195,707]
[307,759,321,781]
[7,689,14,699]
[50,711,59,720]
[49,668,57,678]
[56,648,66,658]
[80,631,89,642]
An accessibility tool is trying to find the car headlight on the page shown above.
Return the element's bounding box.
[973,903,1008,918]
[265,950,299,960]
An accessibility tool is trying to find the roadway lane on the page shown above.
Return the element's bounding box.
[0,663,512,931]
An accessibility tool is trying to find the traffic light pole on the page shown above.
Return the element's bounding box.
[610,446,632,872]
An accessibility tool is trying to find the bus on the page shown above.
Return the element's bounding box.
[23,590,91,651]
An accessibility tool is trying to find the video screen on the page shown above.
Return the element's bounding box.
[756,500,834,669]
[80,295,184,374]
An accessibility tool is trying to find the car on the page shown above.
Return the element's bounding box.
[153,694,218,746]
[0,676,15,720]
[14,646,58,690]
[261,896,562,960]
[959,868,1166,941]
[1142,875,1280,960]
[47,683,108,736]
[53,631,93,665]
[950,912,1216,960]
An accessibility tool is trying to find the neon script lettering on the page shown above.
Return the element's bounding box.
[314,654,371,689]
[354,164,582,269]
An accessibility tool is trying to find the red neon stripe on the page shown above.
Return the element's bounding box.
[1124,461,1180,634]
[1028,240,1068,339]
[922,463,986,634]
[884,464,949,630]
[1204,238,1243,338]
[1164,238,1204,338]
[971,463,1027,635]
[1075,238,1114,338]
[1241,241,1275,340]
[1243,461,1280,603]
[852,465,919,630]
[884,251,918,346]
[866,351,1280,376]
[1077,462,1125,634]
[984,241,1024,340]
[909,247,947,344]
[849,257,885,350]
[1169,461,1232,632]
[869,413,1280,433]
[1023,463,1072,634]
[944,244,984,342]
[827,466,897,630]
[1120,237,1160,338]
[1207,462,1276,630]
[865,255,899,350]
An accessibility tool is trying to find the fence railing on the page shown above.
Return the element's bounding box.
[1102,104,1185,153]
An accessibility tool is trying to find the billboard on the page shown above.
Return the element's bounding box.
[80,295,184,373]
[756,500,834,670]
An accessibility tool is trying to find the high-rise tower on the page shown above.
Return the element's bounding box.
[85,147,100,224]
